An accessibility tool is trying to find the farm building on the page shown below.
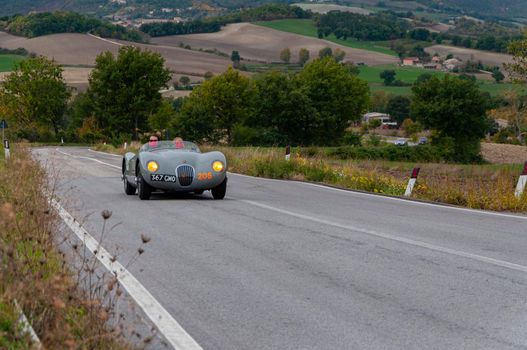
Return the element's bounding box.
[443,58,462,71]
[402,57,420,66]
[362,112,397,128]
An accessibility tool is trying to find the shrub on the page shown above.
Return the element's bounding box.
[342,132,362,146]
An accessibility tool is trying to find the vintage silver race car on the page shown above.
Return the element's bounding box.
[122,140,227,200]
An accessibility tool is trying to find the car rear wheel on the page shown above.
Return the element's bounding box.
[137,172,152,200]
[211,178,227,200]
[123,176,136,195]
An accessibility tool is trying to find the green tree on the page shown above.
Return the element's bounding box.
[87,46,171,139]
[387,95,411,125]
[231,50,241,68]
[492,69,505,83]
[179,75,191,86]
[415,73,433,85]
[177,67,253,143]
[506,34,527,84]
[294,57,369,144]
[380,70,396,85]
[0,56,70,136]
[370,91,392,113]
[280,47,291,63]
[298,48,310,66]
[411,75,489,162]
[318,47,333,59]
[149,99,176,132]
[251,71,315,145]
[204,71,214,80]
[333,48,346,63]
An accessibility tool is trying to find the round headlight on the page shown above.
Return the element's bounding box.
[147,161,159,172]
[212,160,224,172]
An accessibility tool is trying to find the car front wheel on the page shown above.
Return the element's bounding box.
[137,172,152,200]
[123,176,136,195]
[211,178,227,200]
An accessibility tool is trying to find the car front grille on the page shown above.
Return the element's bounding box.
[177,164,194,186]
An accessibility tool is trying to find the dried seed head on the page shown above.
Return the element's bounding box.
[101,209,112,220]
[53,297,66,309]
[140,234,151,244]
[99,310,108,321]
[138,247,144,255]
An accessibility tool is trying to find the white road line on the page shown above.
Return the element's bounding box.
[242,199,527,274]
[230,172,527,221]
[51,198,203,350]
[88,148,122,157]
[55,149,121,169]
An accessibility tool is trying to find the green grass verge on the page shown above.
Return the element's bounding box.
[254,19,398,56]
[0,55,25,72]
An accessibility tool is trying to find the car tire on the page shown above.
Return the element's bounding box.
[123,177,136,195]
[211,178,227,200]
[137,171,152,200]
[194,189,205,195]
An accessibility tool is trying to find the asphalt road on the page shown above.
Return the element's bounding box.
[35,147,527,350]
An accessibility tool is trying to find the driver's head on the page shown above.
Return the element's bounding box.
[148,135,159,148]
[174,137,184,149]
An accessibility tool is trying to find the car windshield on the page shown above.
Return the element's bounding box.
[140,140,201,153]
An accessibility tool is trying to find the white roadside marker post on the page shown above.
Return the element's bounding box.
[285,145,291,161]
[404,167,420,197]
[3,139,10,161]
[124,141,128,150]
[1,119,8,161]
[514,162,527,198]
[60,137,64,145]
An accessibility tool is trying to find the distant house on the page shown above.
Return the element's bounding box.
[443,58,461,71]
[402,57,420,66]
[431,55,441,63]
[362,112,397,128]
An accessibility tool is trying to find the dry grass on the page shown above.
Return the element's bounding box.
[481,143,527,164]
[0,145,150,349]
[215,146,527,212]
[152,23,398,65]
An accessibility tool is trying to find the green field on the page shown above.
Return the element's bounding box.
[358,64,446,84]
[254,19,397,56]
[0,55,25,72]
[359,64,516,96]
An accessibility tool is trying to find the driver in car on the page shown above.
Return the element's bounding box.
[174,137,184,149]
[148,135,159,148]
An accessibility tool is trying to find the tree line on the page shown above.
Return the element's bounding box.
[316,11,411,41]
[0,12,144,42]
[140,4,311,37]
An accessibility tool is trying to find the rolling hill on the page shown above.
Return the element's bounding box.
[153,22,399,66]
[420,0,527,19]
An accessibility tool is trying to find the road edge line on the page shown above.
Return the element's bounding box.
[242,199,527,274]
[50,198,203,350]
[88,148,122,157]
